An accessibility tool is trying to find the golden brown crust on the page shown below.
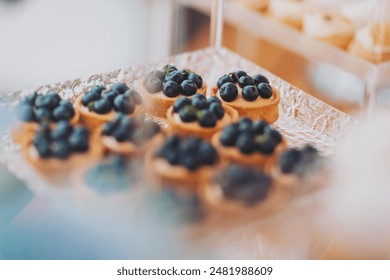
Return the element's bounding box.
[166,104,239,140]
[210,85,280,123]
[235,0,269,13]
[74,94,145,131]
[211,131,287,168]
[318,33,354,50]
[142,81,208,119]
[348,39,390,64]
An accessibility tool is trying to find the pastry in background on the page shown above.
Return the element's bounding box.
[302,11,354,49]
[234,0,269,13]
[268,0,313,29]
[348,23,390,63]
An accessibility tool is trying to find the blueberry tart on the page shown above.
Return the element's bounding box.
[166,94,239,139]
[211,118,286,167]
[271,145,326,193]
[74,83,144,130]
[100,114,163,156]
[211,70,280,123]
[140,65,207,118]
[22,122,103,177]
[200,164,288,214]
[145,135,219,189]
[12,91,79,145]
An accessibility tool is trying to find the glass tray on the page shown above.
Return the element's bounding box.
[0,48,356,251]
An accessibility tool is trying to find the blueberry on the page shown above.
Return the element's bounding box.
[34,137,51,158]
[217,74,235,89]
[179,106,197,122]
[188,73,203,88]
[52,105,74,122]
[180,80,197,96]
[163,81,180,98]
[257,83,273,99]
[52,140,71,160]
[113,125,130,142]
[257,136,276,155]
[238,75,255,88]
[90,85,106,95]
[191,94,208,109]
[236,132,256,154]
[220,124,239,146]
[252,74,269,85]
[180,137,201,153]
[102,90,119,102]
[253,120,269,135]
[102,121,118,136]
[25,92,38,105]
[69,130,89,152]
[197,110,217,128]
[164,70,184,84]
[113,94,135,114]
[111,82,130,94]
[242,85,258,101]
[72,126,89,138]
[146,70,164,81]
[234,70,247,79]
[59,100,74,111]
[165,135,180,148]
[219,82,238,102]
[51,120,72,140]
[36,123,51,138]
[173,97,191,113]
[162,65,178,75]
[35,93,60,110]
[238,117,253,133]
[35,108,52,123]
[81,91,100,106]
[198,143,218,165]
[180,69,192,80]
[17,104,35,122]
[125,90,143,105]
[145,74,163,94]
[180,156,199,171]
[93,98,112,114]
[209,102,224,120]
[265,126,283,145]
[207,96,222,106]
[279,148,301,174]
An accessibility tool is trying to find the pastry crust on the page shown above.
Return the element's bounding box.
[74,94,145,131]
[210,86,280,123]
[211,131,287,168]
[166,104,239,140]
[235,0,269,13]
[140,80,208,119]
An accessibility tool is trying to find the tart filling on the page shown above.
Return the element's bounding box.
[208,164,273,207]
[84,155,140,193]
[143,65,205,98]
[76,83,143,119]
[212,118,285,166]
[16,91,77,124]
[101,114,161,155]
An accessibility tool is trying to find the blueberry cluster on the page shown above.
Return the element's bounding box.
[81,83,142,115]
[279,145,322,176]
[102,114,161,144]
[17,92,75,123]
[173,95,225,128]
[85,155,136,192]
[217,70,273,102]
[220,118,283,155]
[33,121,90,159]
[144,65,203,98]
[215,165,272,206]
[156,135,218,171]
